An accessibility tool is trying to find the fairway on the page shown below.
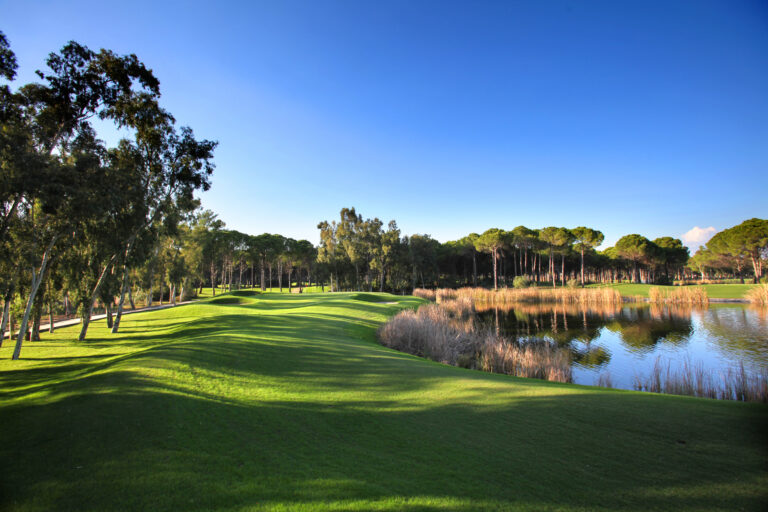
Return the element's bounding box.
[1,293,766,511]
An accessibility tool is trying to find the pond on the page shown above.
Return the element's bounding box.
[476,303,768,391]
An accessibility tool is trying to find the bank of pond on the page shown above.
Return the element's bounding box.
[378,291,768,402]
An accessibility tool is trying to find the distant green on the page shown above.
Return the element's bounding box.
[1,292,766,511]
[589,283,758,299]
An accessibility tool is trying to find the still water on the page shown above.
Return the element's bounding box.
[477,303,768,390]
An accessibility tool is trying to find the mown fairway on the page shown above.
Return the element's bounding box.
[1,292,766,511]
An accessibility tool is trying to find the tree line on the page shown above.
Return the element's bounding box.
[316,209,767,291]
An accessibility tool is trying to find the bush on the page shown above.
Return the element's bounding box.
[512,276,532,289]
[566,278,579,288]
[655,275,673,286]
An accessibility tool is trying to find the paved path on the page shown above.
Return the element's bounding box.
[3,300,198,338]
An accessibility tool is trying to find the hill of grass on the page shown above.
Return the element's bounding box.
[0,293,766,511]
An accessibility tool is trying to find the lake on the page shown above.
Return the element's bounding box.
[476,303,768,391]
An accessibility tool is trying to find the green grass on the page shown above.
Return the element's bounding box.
[0,293,766,511]
[588,283,759,299]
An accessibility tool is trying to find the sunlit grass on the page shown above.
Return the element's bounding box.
[0,292,766,511]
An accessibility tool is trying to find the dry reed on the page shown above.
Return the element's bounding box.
[745,284,768,306]
[633,357,768,403]
[431,286,624,306]
[413,288,436,301]
[377,300,572,382]
[478,334,572,383]
[648,286,709,305]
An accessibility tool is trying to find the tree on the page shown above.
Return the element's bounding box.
[615,234,654,283]
[474,228,506,290]
[572,227,604,286]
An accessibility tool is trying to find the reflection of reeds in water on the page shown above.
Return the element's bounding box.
[647,303,704,321]
[648,286,709,305]
[377,299,572,383]
[745,284,768,306]
[474,301,622,318]
[633,357,768,403]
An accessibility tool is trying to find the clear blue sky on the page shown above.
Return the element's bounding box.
[2,0,767,249]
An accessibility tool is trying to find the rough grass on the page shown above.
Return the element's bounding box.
[0,293,766,511]
[745,284,768,306]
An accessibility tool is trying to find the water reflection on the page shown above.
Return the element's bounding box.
[475,302,768,389]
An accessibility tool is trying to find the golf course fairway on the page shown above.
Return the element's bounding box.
[1,292,766,511]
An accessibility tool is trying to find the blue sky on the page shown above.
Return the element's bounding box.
[2,0,766,249]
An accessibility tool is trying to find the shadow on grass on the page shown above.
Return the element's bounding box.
[1,298,766,511]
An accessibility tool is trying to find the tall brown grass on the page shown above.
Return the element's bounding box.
[745,284,768,306]
[413,288,436,301]
[648,286,709,305]
[633,357,768,403]
[478,335,572,382]
[428,286,624,306]
[377,299,572,382]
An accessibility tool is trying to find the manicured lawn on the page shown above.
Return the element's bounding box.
[589,283,759,299]
[0,292,765,511]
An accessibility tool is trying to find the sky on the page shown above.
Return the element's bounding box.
[2,0,766,250]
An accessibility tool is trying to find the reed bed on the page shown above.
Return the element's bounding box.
[413,288,436,301]
[479,336,572,382]
[377,299,571,382]
[633,357,768,403]
[648,286,709,305]
[429,286,624,306]
[745,284,768,306]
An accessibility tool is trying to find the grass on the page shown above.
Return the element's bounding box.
[0,293,766,511]
[589,283,760,300]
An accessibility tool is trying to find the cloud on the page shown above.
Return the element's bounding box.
[681,226,717,249]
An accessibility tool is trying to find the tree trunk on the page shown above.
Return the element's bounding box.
[561,253,565,287]
[48,298,55,333]
[31,298,42,341]
[472,252,477,286]
[13,234,59,360]
[0,292,10,347]
[78,254,119,341]
[112,260,131,333]
[105,302,113,329]
[492,250,498,290]
[580,248,585,286]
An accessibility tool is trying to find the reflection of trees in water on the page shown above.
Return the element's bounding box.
[478,304,695,355]
[696,306,768,364]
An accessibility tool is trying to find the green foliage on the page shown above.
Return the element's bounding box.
[513,275,532,288]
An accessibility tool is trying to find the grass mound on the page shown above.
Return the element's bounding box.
[208,296,251,305]
[0,292,765,511]
[231,290,259,297]
[352,292,393,302]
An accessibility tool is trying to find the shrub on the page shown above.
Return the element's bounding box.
[655,275,673,286]
[512,276,532,289]
[566,278,579,289]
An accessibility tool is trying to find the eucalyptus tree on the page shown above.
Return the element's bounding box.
[7,40,165,356]
[317,220,341,291]
[571,227,604,286]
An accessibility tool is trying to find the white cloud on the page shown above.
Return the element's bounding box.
[681,226,717,249]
